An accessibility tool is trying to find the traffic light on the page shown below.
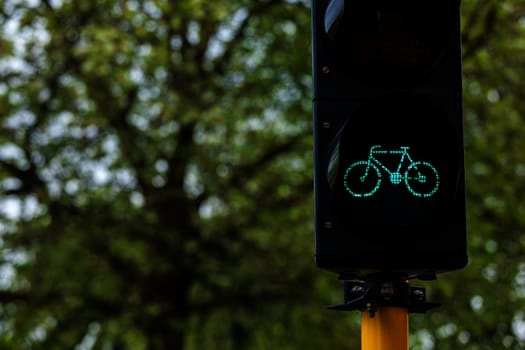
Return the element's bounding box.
[313,0,467,279]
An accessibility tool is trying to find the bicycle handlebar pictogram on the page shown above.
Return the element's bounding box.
[343,145,440,198]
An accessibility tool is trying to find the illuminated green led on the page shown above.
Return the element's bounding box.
[343,145,440,198]
[344,161,381,197]
[390,172,403,184]
[405,161,440,198]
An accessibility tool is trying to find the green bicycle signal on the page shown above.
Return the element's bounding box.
[343,145,440,198]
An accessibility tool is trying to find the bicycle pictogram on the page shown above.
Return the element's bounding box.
[343,145,440,198]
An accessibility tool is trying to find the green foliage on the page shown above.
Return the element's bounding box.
[0,0,525,349]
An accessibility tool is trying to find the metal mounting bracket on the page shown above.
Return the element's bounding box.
[328,279,440,316]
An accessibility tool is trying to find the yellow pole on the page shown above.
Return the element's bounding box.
[361,307,409,350]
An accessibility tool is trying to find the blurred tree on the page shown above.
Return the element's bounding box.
[0,0,525,349]
[0,0,326,348]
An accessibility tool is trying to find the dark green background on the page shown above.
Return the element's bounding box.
[0,0,524,349]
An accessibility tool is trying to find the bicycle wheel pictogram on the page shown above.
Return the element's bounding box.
[404,161,440,198]
[343,161,381,198]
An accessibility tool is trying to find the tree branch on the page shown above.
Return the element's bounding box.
[212,0,287,76]
[229,134,304,189]
[462,2,499,60]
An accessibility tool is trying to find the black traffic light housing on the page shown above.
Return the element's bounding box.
[313,0,467,279]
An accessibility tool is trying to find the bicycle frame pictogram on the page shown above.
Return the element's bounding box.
[343,145,439,198]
